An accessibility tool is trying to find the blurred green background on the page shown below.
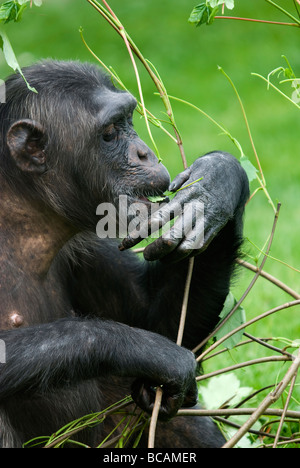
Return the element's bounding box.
[1,1,299,398]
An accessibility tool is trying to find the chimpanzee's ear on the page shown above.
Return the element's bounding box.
[7,119,47,174]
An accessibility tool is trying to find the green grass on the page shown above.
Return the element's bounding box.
[1,0,300,443]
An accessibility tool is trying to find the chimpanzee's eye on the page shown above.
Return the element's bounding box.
[102,124,117,142]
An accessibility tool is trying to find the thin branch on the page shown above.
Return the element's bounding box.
[243,333,295,359]
[196,355,291,382]
[43,399,132,448]
[294,0,300,18]
[265,0,300,25]
[252,73,300,110]
[196,300,300,363]
[176,257,195,346]
[147,387,163,449]
[177,407,300,419]
[272,373,297,448]
[201,337,277,363]
[218,67,266,188]
[232,384,275,410]
[236,259,300,299]
[213,416,294,441]
[222,347,300,448]
[264,438,300,447]
[244,238,300,274]
[214,16,299,27]
[193,203,281,356]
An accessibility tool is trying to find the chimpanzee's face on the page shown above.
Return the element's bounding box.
[88,86,170,203]
[5,61,170,230]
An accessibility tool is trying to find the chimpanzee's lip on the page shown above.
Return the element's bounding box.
[138,195,151,203]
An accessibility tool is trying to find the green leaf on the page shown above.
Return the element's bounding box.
[0,1,18,23]
[0,0,34,24]
[240,155,258,182]
[147,177,203,203]
[224,0,235,8]
[207,6,219,25]
[147,195,167,203]
[208,0,235,9]
[0,28,37,93]
[0,0,42,25]
[188,3,215,27]
[18,0,43,5]
[15,3,27,22]
[214,292,246,349]
[199,373,252,409]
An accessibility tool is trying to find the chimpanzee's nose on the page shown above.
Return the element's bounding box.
[128,138,158,166]
[137,147,149,162]
[128,138,170,192]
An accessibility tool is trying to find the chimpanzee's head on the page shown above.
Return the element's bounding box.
[0,60,170,229]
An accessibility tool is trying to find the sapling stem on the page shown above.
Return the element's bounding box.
[214,16,299,27]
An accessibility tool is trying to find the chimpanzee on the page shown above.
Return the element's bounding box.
[0,60,249,448]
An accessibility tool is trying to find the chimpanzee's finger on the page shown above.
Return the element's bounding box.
[143,199,205,262]
[119,198,182,251]
[168,167,191,192]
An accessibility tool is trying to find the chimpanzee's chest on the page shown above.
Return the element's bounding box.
[0,265,74,330]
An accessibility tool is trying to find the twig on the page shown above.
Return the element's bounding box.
[213,416,294,441]
[86,1,186,162]
[99,419,146,448]
[264,438,300,447]
[265,0,300,25]
[193,203,281,356]
[43,399,132,448]
[176,257,195,346]
[147,387,163,449]
[243,333,294,359]
[196,299,300,363]
[252,73,300,110]
[148,256,196,445]
[214,16,299,27]
[196,355,291,382]
[177,407,300,419]
[222,347,300,448]
[272,373,297,448]
[218,67,266,188]
[294,0,300,18]
[236,259,300,299]
[232,384,275,410]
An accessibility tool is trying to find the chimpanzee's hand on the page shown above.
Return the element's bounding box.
[120,151,249,262]
[130,341,198,420]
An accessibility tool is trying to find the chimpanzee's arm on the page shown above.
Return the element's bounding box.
[146,213,244,350]
[0,317,197,418]
[120,151,250,350]
[72,152,248,352]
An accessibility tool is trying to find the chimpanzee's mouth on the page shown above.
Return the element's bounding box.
[137,194,169,205]
[137,195,151,204]
[116,190,169,207]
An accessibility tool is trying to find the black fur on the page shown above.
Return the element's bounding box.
[0,61,249,448]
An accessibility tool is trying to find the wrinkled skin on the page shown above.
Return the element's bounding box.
[0,61,249,448]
